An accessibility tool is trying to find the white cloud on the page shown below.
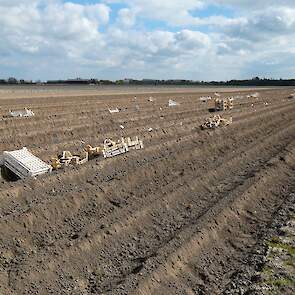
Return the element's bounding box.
[126,0,204,26]
[224,7,295,41]
[0,0,295,80]
[117,8,136,27]
[0,1,109,63]
[211,0,295,10]
[105,0,237,26]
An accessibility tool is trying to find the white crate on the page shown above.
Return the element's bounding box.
[168,99,179,107]
[3,147,52,179]
[9,108,34,117]
[125,137,144,150]
[103,145,129,158]
[108,108,119,113]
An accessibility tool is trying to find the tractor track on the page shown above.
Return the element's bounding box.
[0,100,293,216]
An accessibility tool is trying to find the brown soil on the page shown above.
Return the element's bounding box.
[0,87,294,295]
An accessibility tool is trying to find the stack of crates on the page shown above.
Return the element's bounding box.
[214,98,233,111]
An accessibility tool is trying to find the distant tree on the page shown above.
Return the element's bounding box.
[8,77,18,84]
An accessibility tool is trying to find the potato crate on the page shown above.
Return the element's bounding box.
[168,99,179,107]
[2,147,52,179]
[102,139,129,158]
[9,108,35,117]
[123,136,144,150]
[214,98,233,111]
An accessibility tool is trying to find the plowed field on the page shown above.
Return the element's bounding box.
[0,87,294,295]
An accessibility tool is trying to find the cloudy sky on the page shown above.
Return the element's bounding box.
[0,0,295,81]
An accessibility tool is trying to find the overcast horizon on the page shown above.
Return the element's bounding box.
[1,0,295,81]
